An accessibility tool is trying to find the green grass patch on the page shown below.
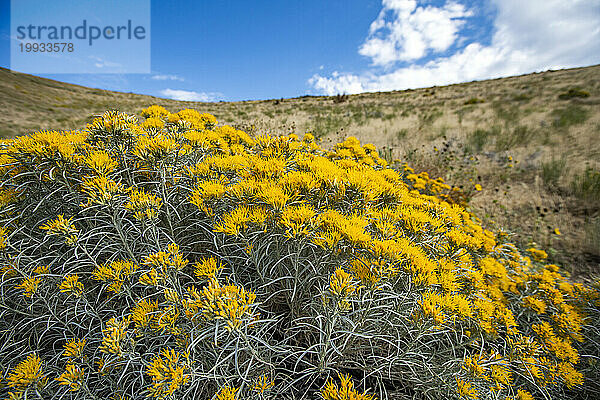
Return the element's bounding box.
[466,125,500,152]
[571,166,600,204]
[495,125,536,151]
[311,113,347,138]
[584,217,600,258]
[541,157,567,188]
[418,108,443,127]
[396,128,409,141]
[552,105,589,128]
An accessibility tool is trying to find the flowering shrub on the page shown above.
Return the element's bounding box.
[0,106,599,399]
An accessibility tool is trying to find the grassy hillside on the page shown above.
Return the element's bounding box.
[1,65,599,277]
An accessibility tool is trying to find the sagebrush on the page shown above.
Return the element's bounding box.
[0,105,599,400]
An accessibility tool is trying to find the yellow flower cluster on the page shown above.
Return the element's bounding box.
[168,109,217,130]
[8,130,88,165]
[39,214,78,245]
[145,348,191,399]
[56,363,84,391]
[63,338,86,360]
[252,374,275,393]
[84,150,118,175]
[58,274,84,297]
[213,385,238,400]
[133,134,177,163]
[349,257,398,288]
[522,296,546,314]
[327,268,359,312]
[81,175,127,206]
[198,278,257,331]
[141,116,166,131]
[0,226,7,250]
[130,298,159,330]
[125,188,162,220]
[6,354,47,395]
[213,205,269,235]
[16,276,40,297]
[456,377,478,399]
[321,373,374,400]
[143,243,189,272]
[527,248,548,262]
[93,260,138,293]
[141,105,170,118]
[193,257,222,280]
[279,204,316,237]
[99,317,130,356]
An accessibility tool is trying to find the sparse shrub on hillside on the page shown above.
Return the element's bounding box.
[332,94,348,104]
[558,88,590,100]
[512,93,532,102]
[464,97,485,105]
[0,106,599,400]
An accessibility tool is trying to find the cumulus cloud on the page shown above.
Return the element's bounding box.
[310,0,600,95]
[151,74,184,81]
[359,0,472,65]
[159,89,222,102]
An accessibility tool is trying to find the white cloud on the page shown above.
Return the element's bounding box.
[151,74,184,81]
[159,88,222,102]
[310,0,600,95]
[359,0,472,65]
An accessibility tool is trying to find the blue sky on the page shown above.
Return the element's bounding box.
[1,0,599,101]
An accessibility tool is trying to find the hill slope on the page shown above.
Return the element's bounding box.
[1,65,599,276]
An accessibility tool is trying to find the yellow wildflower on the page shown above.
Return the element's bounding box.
[99,317,130,356]
[252,374,275,393]
[93,260,138,294]
[141,105,169,118]
[56,364,84,391]
[146,348,190,399]
[58,274,84,297]
[321,373,374,400]
[7,354,46,391]
[39,215,78,245]
[84,150,118,175]
[200,279,256,331]
[125,188,162,220]
[131,299,159,330]
[63,338,86,359]
[193,257,222,280]
[522,296,546,314]
[456,377,478,399]
[16,276,40,297]
[213,386,238,400]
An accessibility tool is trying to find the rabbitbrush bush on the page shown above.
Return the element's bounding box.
[0,106,599,400]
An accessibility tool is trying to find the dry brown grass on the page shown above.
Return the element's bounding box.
[1,65,599,277]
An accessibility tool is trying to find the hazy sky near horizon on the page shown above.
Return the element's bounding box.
[0,0,599,101]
